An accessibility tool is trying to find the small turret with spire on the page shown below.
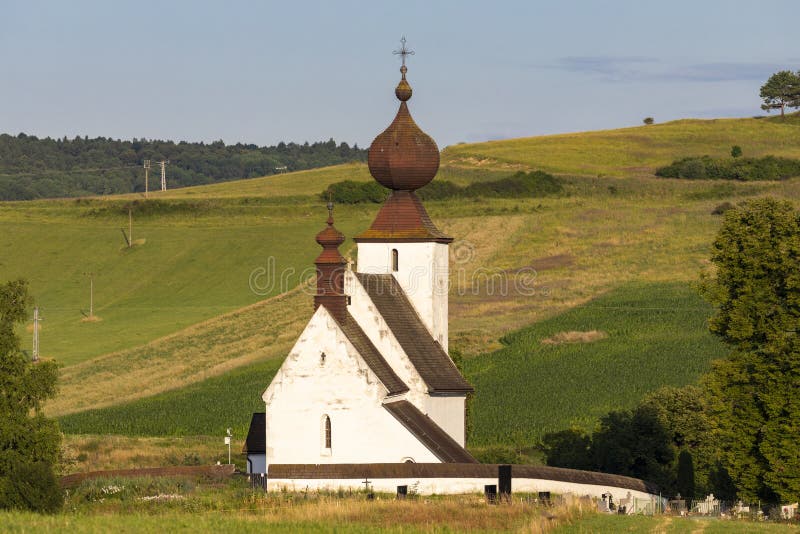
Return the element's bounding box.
[314,199,348,320]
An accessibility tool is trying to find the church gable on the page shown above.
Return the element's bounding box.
[262,305,393,407]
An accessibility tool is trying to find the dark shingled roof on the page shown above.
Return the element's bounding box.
[355,272,472,393]
[243,412,265,454]
[266,463,659,495]
[384,400,477,464]
[334,311,409,396]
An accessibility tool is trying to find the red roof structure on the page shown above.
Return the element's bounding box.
[356,62,451,243]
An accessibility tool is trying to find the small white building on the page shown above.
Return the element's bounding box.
[259,59,475,467]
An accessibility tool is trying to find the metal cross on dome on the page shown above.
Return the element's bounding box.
[393,36,414,66]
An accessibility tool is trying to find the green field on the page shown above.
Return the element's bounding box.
[3,114,800,462]
[465,282,727,446]
[443,114,800,178]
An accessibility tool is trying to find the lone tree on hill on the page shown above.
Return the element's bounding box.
[0,279,62,512]
[700,198,800,502]
[760,70,800,118]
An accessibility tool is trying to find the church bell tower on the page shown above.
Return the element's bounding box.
[354,39,452,351]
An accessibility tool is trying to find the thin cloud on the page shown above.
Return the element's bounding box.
[546,56,793,83]
[547,56,660,81]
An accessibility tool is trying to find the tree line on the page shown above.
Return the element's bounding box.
[0,134,366,200]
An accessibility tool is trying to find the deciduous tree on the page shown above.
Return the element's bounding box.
[760,70,800,118]
[700,198,800,502]
[0,279,62,512]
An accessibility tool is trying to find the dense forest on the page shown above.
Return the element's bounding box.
[0,133,366,200]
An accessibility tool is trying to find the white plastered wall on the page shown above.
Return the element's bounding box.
[266,476,659,503]
[425,395,466,447]
[345,271,427,408]
[262,306,439,465]
[356,241,449,351]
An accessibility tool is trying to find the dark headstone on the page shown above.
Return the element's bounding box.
[485,484,497,504]
[397,485,408,499]
[499,464,512,498]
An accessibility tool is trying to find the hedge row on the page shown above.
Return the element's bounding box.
[655,156,800,181]
[322,171,563,203]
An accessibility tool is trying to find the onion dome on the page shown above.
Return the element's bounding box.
[314,201,348,320]
[315,200,346,264]
[367,64,440,191]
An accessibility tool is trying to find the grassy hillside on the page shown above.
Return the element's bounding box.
[59,281,726,447]
[5,113,800,450]
[443,114,800,178]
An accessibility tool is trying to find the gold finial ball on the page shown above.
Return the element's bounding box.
[395,76,412,102]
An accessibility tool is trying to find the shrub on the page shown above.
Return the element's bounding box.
[416,180,461,200]
[643,117,655,125]
[712,202,734,215]
[0,461,63,513]
[462,171,563,198]
[731,145,742,158]
[656,155,800,181]
[322,171,563,203]
[322,180,386,204]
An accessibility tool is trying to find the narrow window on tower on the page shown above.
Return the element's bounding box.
[324,415,332,449]
[391,248,399,272]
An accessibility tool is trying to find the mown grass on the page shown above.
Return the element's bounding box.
[443,114,800,178]
[464,282,728,446]
[0,198,371,365]
[59,356,283,439]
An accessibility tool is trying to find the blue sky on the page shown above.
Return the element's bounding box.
[1,0,797,148]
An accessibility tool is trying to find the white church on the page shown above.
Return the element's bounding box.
[242,47,661,502]
[251,52,476,469]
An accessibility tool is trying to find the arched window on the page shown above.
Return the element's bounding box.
[391,249,399,272]
[324,415,332,449]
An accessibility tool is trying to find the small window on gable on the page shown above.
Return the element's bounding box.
[391,249,399,272]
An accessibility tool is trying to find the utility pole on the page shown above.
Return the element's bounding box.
[143,160,151,198]
[159,160,169,191]
[32,306,41,362]
[225,428,232,464]
[84,272,95,319]
[128,207,133,247]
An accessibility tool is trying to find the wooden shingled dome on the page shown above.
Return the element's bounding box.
[367,65,440,191]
